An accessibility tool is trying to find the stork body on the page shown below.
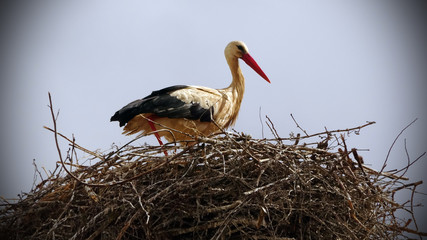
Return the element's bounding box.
[111,41,270,144]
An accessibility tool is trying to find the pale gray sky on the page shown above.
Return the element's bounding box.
[1,0,426,231]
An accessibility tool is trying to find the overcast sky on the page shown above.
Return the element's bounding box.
[1,0,426,231]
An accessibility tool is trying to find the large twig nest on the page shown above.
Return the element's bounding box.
[0,119,425,239]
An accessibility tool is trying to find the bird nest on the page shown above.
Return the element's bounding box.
[0,97,425,239]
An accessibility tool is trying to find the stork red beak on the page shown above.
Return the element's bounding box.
[241,53,270,83]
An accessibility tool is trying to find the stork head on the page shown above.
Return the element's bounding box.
[225,41,270,83]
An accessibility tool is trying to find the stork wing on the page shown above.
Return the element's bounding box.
[110,85,219,127]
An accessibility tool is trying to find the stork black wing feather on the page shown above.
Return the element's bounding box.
[110,85,214,127]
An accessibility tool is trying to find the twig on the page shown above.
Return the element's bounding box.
[290,113,309,136]
[70,207,118,240]
[244,177,289,196]
[47,92,89,186]
[47,186,76,237]
[116,210,142,240]
[270,121,376,142]
[31,159,44,191]
[379,118,418,177]
[211,119,261,163]
[259,106,264,138]
[265,115,281,142]
[43,126,105,161]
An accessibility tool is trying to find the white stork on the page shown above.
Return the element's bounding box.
[111,41,270,147]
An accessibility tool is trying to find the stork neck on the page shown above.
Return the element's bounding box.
[226,57,245,98]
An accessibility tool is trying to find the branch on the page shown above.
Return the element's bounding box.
[47,92,88,186]
[271,121,376,142]
[379,118,418,176]
[290,113,309,136]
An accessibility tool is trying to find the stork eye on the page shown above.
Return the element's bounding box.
[237,45,244,51]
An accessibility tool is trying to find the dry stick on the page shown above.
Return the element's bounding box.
[86,217,117,240]
[384,139,426,192]
[409,180,422,234]
[391,151,426,182]
[47,92,89,187]
[164,217,269,237]
[211,120,261,163]
[290,113,309,136]
[391,179,424,236]
[352,148,366,177]
[402,139,411,179]
[116,210,142,240]
[44,126,104,161]
[69,136,77,172]
[259,107,264,138]
[31,159,44,191]
[46,186,76,237]
[113,128,176,159]
[212,199,247,240]
[243,177,290,196]
[45,125,172,161]
[205,200,243,214]
[392,181,423,193]
[351,148,380,193]
[69,207,118,240]
[265,115,280,141]
[389,226,427,237]
[88,145,193,187]
[45,125,139,176]
[361,166,408,181]
[340,134,350,163]
[379,118,417,178]
[332,172,368,231]
[272,121,376,142]
[293,133,301,145]
[98,145,194,187]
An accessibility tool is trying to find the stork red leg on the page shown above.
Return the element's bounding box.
[147,116,168,156]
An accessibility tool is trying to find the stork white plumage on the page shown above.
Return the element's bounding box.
[111,41,270,149]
